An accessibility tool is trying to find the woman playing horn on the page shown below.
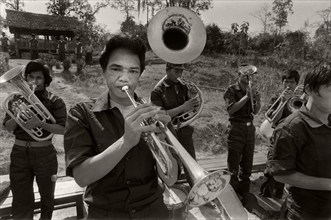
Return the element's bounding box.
[1,60,67,219]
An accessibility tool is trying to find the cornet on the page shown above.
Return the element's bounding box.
[122,86,230,207]
[0,65,56,141]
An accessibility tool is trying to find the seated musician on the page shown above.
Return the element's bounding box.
[260,69,301,199]
[2,60,67,220]
[64,34,178,219]
[150,62,198,186]
[267,63,331,219]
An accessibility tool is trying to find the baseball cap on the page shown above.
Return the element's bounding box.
[166,63,185,70]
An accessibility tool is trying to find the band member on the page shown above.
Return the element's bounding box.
[223,64,261,197]
[64,34,178,219]
[57,35,66,62]
[267,63,331,219]
[30,34,39,60]
[2,60,67,220]
[150,63,198,184]
[85,41,93,66]
[260,69,301,199]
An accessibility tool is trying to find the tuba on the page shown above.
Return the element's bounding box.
[0,65,56,141]
[153,75,204,130]
[122,86,229,207]
[148,6,205,129]
[143,6,230,207]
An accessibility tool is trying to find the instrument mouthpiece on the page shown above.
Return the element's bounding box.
[122,86,129,91]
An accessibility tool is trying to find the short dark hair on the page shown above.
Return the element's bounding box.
[304,63,331,95]
[24,60,52,87]
[99,34,146,74]
[281,69,300,84]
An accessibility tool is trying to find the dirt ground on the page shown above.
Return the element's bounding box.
[0,59,268,219]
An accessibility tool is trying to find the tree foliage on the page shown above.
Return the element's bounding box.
[251,3,273,34]
[3,0,24,11]
[272,0,293,34]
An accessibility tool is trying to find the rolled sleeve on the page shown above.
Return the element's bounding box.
[52,98,67,126]
[223,87,236,110]
[150,89,163,107]
[64,104,94,177]
[267,127,300,176]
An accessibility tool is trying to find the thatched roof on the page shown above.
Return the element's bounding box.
[5,9,82,37]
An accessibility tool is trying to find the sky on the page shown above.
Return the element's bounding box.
[1,0,330,36]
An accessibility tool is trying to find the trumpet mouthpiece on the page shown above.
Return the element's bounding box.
[122,86,129,91]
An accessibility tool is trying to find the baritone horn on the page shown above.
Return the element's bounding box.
[122,86,230,207]
[0,65,56,141]
[148,6,206,129]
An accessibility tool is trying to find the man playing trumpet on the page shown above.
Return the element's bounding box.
[2,60,67,220]
[64,34,178,219]
[223,64,261,197]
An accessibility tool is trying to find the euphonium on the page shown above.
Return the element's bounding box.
[122,86,230,207]
[0,65,56,141]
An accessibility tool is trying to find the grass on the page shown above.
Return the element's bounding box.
[0,54,313,176]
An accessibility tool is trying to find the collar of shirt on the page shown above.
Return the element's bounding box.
[234,82,242,91]
[91,91,111,112]
[300,105,331,128]
[162,78,181,87]
[35,89,49,99]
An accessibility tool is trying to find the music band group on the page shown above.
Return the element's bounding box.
[1,7,331,220]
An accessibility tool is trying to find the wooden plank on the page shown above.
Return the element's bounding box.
[217,184,248,220]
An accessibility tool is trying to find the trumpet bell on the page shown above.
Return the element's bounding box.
[260,119,274,138]
[147,7,206,64]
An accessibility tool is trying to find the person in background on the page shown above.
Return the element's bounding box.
[75,37,83,63]
[84,41,93,66]
[2,60,67,220]
[267,63,331,219]
[223,64,261,197]
[150,62,198,186]
[260,69,301,199]
[30,34,39,60]
[0,32,9,52]
[57,35,66,62]
[64,34,178,219]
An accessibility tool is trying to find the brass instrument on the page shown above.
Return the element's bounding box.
[0,65,56,141]
[153,75,204,130]
[238,65,257,112]
[148,6,206,129]
[122,86,230,207]
[260,85,306,138]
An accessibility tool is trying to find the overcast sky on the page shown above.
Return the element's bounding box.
[1,0,330,36]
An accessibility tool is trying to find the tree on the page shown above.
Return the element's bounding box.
[111,0,135,20]
[251,3,273,34]
[272,0,293,35]
[3,0,24,11]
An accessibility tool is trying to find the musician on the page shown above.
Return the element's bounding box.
[267,63,331,219]
[64,34,178,219]
[223,64,261,197]
[75,37,83,62]
[0,32,9,52]
[2,60,67,220]
[260,69,300,199]
[151,62,198,185]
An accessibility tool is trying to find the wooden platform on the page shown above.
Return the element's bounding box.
[0,176,85,219]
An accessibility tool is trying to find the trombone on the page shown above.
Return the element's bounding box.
[238,65,257,112]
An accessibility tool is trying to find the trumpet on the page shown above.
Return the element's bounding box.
[0,66,56,141]
[239,65,257,112]
[121,86,230,207]
[260,85,306,138]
